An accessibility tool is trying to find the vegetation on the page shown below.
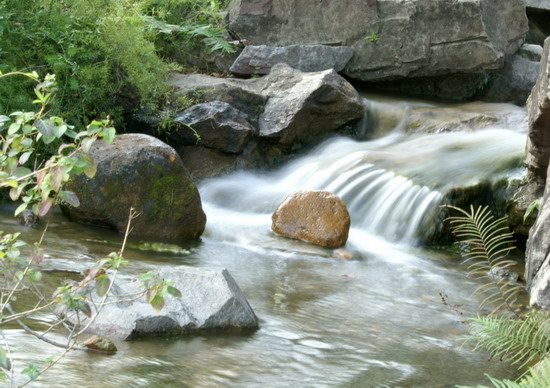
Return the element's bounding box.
[446,205,550,387]
[0,0,233,133]
[0,71,180,386]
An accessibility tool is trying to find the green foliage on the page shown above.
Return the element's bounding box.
[458,357,550,388]
[364,32,379,43]
[0,72,182,385]
[0,0,169,129]
[523,198,541,223]
[467,311,550,369]
[446,205,523,315]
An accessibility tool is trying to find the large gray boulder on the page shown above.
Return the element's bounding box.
[229,44,354,75]
[63,267,259,340]
[227,0,528,82]
[62,134,206,240]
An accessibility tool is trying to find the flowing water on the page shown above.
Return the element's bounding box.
[1,95,528,387]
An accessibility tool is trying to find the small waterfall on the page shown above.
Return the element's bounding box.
[200,97,527,247]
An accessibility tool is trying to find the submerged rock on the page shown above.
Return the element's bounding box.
[62,134,206,240]
[64,267,259,340]
[79,335,117,354]
[272,190,350,248]
[16,209,39,228]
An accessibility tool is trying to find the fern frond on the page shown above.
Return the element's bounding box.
[457,358,550,388]
[445,205,520,314]
[467,311,550,369]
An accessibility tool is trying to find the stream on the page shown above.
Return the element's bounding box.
[1,94,528,387]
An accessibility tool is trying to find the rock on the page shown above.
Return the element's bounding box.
[171,101,255,154]
[332,249,354,260]
[229,44,354,75]
[61,134,206,240]
[79,335,117,353]
[525,0,550,11]
[526,7,550,46]
[526,180,550,308]
[481,54,539,105]
[256,63,364,146]
[169,63,364,160]
[63,267,259,340]
[518,43,543,62]
[16,209,39,228]
[272,190,350,248]
[227,0,528,82]
[526,37,550,180]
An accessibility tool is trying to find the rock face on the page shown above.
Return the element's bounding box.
[526,37,550,181]
[172,101,255,154]
[229,44,354,75]
[271,191,350,248]
[524,37,550,308]
[227,0,528,82]
[62,134,206,240]
[64,267,259,340]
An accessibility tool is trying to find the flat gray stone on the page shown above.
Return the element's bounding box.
[229,44,354,75]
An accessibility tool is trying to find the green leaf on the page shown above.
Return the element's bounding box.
[101,127,116,144]
[149,293,165,312]
[0,346,11,371]
[59,191,80,207]
[49,166,64,191]
[35,119,56,144]
[79,153,97,178]
[81,137,95,153]
[166,286,182,298]
[14,202,28,216]
[21,362,39,380]
[95,274,111,297]
[19,151,32,165]
[524,198,542,222]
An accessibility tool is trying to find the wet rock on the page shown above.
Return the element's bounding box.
[481,54,539,105]
[64,267,259,340]
[171,101,255,154]
[80,335,117,354]
[227,0,528,82]
[61,134,206,240]
[332,249,354,260]
[172,64,364,148]
[229,44,354,75]
[16,209,39,228]
[518,43,543,62]
[272,190,350,248]
[257,63,364,146]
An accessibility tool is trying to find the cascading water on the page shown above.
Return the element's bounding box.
[200,97,526,246]
[0,95,529,387]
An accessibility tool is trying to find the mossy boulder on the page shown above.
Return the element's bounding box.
[62,134,206,240]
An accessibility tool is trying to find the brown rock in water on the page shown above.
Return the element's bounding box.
[80,335,117,354]
[271,191,350,248]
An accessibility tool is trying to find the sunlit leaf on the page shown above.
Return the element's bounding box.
[150,293,165,312]
[35,119,56,144]
[81,137,96,153]
[101,127,116,144]
[49,166,64,191]
[80,153,97,178]
[14,202,28,216]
